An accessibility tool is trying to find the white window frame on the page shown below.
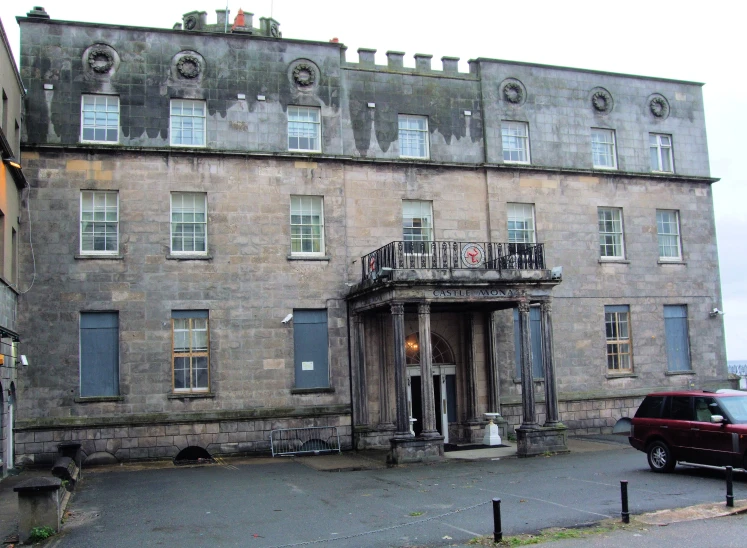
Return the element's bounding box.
[598,207,625,259]
[80,95,120,143]
[501,121,530,164]
[656,209,682,261]
[170,99,206,147]
[172,312,210,393]
[170,192,208,255]
[80,191,119,255]
[290,196,325,256]
[288,106,321,152]
[402,200,433,254]
[591,128,617,169]
[605,305,632,372]
[650,133,673,173]
[398,115,430,159]
[507,203,536,244]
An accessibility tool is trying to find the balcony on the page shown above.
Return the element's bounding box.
[360,241,548,283]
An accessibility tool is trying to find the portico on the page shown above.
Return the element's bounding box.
[347,241,567,464]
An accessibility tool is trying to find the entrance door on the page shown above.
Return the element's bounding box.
[407,365,456,442]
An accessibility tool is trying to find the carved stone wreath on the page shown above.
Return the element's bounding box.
[177,55,201,79]
[270,23,281,38]
[88,47,114,74]
[592,89,613,113]
[503,82,524,104]
[184,16,198,30]
[649,96,669,118]
[293,63,316,87]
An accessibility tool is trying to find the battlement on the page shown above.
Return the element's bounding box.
[342,48,476,77]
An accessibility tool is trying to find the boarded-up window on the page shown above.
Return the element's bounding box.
[80,312,119,397]
[293,309,329,389]
[664,305,691,372]
[513,307,544,379]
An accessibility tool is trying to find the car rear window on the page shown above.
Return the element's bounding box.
[635,396,666,418]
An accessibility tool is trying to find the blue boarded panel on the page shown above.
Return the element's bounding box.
[293,309,329,388]
[80,312,119,397]
[514,307,544,378]
[664,305,691,372]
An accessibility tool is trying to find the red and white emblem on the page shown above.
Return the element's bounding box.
[461,243,485,268]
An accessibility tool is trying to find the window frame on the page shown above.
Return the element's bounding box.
[507,203,536,244]
[656,209,682,261]
[598,207,625,259]
[402,200,434,254]
[649,133,673,173]
[287,105,322,152]
[80,94,120,144]
[591,128,617,169]
[501,121,530,164]
[170,192,208,256]
[172,311,210,393]
[170,99,207,147]
[80,190,119,255]
[398,114,430,159]
[604,305,633,373]
[290,195,325,256]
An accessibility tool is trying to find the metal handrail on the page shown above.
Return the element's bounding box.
[361,241,545,281]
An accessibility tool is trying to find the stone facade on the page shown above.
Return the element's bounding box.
[0,15,25,477]
[13,8,727,465]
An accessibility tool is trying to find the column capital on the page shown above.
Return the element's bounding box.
[518,300,530,313]
[540,300,552,313]
[417,302,431,315]
[390,302,404,315]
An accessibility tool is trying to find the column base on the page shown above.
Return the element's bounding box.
[516,424,568,458]
[388,435,444,465]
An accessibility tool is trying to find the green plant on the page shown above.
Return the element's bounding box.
[409,511,423,517]
[28,526,56,542]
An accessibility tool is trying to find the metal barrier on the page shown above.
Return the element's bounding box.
[270,426,342,457]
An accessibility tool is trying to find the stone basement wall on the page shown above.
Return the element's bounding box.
[500,396,644,435]
[14,415,352,466]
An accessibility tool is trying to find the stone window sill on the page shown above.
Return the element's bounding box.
[166,254,213,261]
[75,396,125,403]
[599,259,630,264]
[658,260,686,266]
[665,370,695,376]
[291,387,335,395]
[605,373,637,379]
[168,392,215,399]
[75,254,124,260]
[512,378,545,384]
[287,255,330,261]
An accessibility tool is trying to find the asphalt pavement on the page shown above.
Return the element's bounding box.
[3,436,746,547]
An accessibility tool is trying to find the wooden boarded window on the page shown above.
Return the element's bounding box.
[80,312,119,397]
[664,305,691,372]
[293,309,329,389]
[513,306,544,379]
[172,310,210,392]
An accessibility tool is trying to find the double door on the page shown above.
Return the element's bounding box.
[407,365,456,443]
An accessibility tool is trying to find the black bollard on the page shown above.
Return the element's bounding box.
[620,480,629,523]
[726,466,734,508]
[493,498,502,543]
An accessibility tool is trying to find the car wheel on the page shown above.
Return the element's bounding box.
[647,440,676,473]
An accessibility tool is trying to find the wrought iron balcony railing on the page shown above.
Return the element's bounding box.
[361,241,545,281]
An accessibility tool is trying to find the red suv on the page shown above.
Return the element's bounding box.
[628,389,747,472]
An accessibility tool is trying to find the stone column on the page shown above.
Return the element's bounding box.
[518,300,538,428]
[391,302,411,437]
[418,302,439,437]
[486,310,501,413]
[465,313,479,421]
[541,301,560,426]
[378,314,393,426]
[353,313,369,425]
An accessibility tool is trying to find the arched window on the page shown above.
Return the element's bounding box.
[405,332,455,365]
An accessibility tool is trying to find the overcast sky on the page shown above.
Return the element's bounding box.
[2,0,745,361]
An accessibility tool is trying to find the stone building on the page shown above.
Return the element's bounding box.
[12,7,727,465]
[0,16,26,477]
